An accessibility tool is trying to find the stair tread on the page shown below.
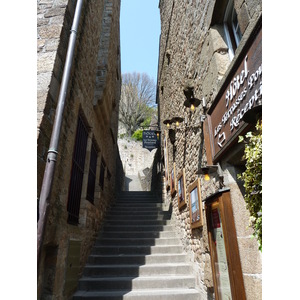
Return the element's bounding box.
[89,253,187,257]
[85,262,191,267]
[74,288,200,296]
[97,237,178,240]
[80,275,196,281]
[92,244,181,248]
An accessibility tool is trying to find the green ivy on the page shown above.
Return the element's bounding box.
[238,120,262,251]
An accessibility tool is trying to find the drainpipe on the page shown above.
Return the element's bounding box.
[37,0,84,268]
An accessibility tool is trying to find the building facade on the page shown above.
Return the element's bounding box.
[37,0,123,298]
[157,0,262,299]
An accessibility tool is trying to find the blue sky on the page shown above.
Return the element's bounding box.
[120,0,161,83]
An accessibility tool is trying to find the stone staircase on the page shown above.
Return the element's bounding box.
[73,191,201,299]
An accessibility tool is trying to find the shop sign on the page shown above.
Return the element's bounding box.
[142,130,159,152]
[207,27,262,162]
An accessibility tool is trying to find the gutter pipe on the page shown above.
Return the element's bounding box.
[37,0,84,268]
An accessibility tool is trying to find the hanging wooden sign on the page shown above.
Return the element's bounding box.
[206,24,262,162]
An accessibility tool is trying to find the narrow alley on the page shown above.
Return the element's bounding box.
[37,0,262,299]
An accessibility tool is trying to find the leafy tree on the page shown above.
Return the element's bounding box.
[238,120,262,251]
[131,130,143,141]
[119,72,156,136]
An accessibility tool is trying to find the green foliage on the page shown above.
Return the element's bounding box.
[238,120,262,251]
[141,116,152,127]
[132,129,143,141]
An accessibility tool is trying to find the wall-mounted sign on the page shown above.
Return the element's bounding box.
[142,130,159,152]
[188,178,204,229]
[207,25,262,162]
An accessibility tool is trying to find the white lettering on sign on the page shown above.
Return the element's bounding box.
[213,60,262,149]
[230,81,262,131]
[225,56,249,108]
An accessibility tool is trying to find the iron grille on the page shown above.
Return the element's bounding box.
[86,140,98,203]
[67,115,88,224]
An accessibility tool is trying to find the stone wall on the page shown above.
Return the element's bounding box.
[37,0,121,299]
[118,137,157,177]
[158,0,262,299]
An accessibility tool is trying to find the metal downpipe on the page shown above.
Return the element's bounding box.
[37,0,84,268]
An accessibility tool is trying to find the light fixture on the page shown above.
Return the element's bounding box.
[171,116,184,127]
[197,164,224,187]
[155,130,161,139]
[197,165,219,181]
[163,118,173,128]
[183,85,201,112]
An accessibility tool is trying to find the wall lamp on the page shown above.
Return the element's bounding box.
[171,116,184,127]
[163,116,184,144]
[155,130,161,139]
[197,164,224,186]
[163,116,184,128]
[163,118,173,128]
[183,85,201,112]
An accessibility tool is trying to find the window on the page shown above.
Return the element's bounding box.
[99,157,106,190]
[224,0,242,60]
[86,140,98,203]
[67,114,89,224]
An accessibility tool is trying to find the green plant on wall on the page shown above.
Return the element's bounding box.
[238,120,262,251]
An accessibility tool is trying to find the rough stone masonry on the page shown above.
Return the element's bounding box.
[157,0,262,299]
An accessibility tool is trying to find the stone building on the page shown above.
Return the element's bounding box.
[37,0,123,298]
[157,0,262,299]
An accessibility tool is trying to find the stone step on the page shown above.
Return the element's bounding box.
[105,214,171,221]
[117,196,160,200]
[111,208,165,214]
[78,275,196,290]
[118,192,155,196]
[116,194,160,199]
[72,192,201,300]
[114,203,163,208]
[95,237,181,246]
[87,253,188,265]
[104,219,172,226]
[107,210,171,216]
[114,199,163,207]
[99,230,177,239]
[82,263,192,277]
[91,245,183,255]
[112,201,165,206]
[73,288,201,300]
[117,193,157,199]
[101,224,175,232]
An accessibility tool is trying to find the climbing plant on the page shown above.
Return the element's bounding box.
[238,120,262,251]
